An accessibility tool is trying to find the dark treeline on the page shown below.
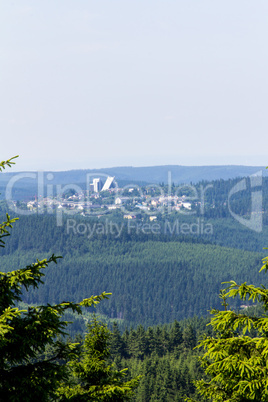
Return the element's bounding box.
[108,320,204,401]
[109,317,211,360]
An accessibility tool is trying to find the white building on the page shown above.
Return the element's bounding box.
[101,176,115,191]
[93,178,102,192]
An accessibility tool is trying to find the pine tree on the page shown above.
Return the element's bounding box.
[0,243,109,400]
[169,320,183,352]
[0,157,109,400]
[183,325,197,350]
[110,322,126,358]
[187,257,268,402]
[57,316,140,401]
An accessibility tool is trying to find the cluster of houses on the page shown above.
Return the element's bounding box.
[26,176,193,218]
[27,193,192,217]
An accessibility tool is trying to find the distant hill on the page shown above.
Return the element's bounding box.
[0,165,266,200]
[89,165,266,184]
[1,164,266,184]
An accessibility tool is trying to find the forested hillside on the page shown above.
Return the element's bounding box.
[0,212,266,328]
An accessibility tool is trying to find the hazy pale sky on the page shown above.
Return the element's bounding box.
[1,1,268,171]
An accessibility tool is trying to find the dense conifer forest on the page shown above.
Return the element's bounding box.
[0,210,266,328]
[108,320,206,401]
[1,171,268,400]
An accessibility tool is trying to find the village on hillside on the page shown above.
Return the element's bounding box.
[25,176,193,219]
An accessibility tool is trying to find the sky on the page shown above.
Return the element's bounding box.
[1,1,268,171]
